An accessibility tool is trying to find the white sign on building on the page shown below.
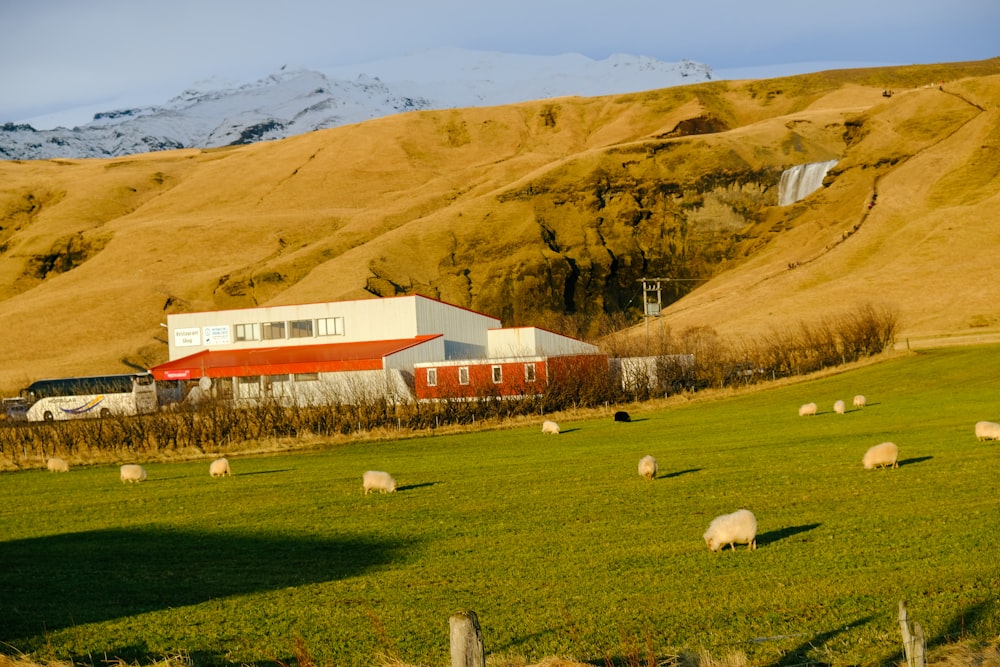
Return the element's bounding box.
[174,327,201,347]
[203,325,231,345]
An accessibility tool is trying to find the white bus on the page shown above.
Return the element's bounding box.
[20,372,158,422]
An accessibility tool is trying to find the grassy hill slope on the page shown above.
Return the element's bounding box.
[0,59,998,390]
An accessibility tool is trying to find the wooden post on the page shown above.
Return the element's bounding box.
[898,600,926,667]
[912,621,926,667]
[449,609,485,667]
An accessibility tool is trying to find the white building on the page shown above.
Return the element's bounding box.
[152,294,600,406]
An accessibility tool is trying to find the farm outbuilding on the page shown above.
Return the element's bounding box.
[413,326,606,401]
[151,295,603,406]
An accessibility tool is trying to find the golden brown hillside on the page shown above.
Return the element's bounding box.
[1,59,998,391]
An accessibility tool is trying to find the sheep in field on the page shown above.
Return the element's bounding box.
[363,470,397,494]
[210,457,231,477]
[834,400,846,414]
[614,411,632,423]
[975,421,1000,441]
[862,442,898,470]
[853,395,867,409]
[120,464,147,483]
[46,457,69,473]
[638,455,657,480]
[798,402,817,416]
[542,420,560,434]
[704,509,757,552]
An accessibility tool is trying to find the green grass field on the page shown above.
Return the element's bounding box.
[2,346,999,667]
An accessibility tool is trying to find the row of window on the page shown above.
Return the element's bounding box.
[425,363,536,387]
[236,373,319,384]
[234,316,345,342]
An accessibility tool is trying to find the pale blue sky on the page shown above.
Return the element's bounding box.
[2,0,997,128]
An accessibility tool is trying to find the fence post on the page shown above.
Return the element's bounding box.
[449,609,485,667]
[898,600,926,667]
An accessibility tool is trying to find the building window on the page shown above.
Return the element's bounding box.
[294,372,319,382]
[289,319,313,338]
[237,375,261,398]
[263,374,289,395]
[426,368,437,386]
[525,363,536,382]
[317,317,345,336]
[492,365,503,383]
[262,321,286,340]
[235,322,260,341]
[458,367,470,385]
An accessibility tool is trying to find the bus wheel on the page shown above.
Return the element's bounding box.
[43,411,54,421]
[100,408,111,418]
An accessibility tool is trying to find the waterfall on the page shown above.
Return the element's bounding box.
[778,159,838,206]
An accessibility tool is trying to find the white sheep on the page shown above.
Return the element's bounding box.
[120,464,147,483]
[703,509,757,552]
[638,455,657,480]
[46,457,69,473]
[363,470,397,494]
[834,400,846,414]
[862,442,898,469]
[853,395,867,409]
[798,402,817,416]
[209,457,231,477]
[975,421,1000,441]
[542,420,560,434]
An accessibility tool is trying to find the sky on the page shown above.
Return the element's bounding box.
[2,0,998,129]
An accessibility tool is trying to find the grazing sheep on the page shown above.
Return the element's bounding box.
[975,421,1000,441]
[834,400,846,414]
[46,457,69,473]
[614,411,632,423]
[853,395,867,409]
[638,455,657,480]
[45,456,69,472]
[209,457,231,477]
[703,509,757,552]
[862,442,899,469]
[798,402,817,416]
[363,470,397,494]
[120,464,147,483]
[542,420,560,434]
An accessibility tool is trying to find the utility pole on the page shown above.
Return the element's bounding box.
[639,278,668,355]
[638,277,705,354]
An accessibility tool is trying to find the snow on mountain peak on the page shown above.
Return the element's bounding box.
[0,50,713,160]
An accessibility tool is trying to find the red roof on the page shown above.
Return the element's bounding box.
[151,335,442,380]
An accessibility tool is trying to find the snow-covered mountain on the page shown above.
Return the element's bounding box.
[0,49,712,160]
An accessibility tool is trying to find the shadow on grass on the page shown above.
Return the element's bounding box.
[229,468,296,476]
[928,597,998,650]
[398,481,438,491]
[659,468,702,480]
[0,527,409,644]
[757,522,821,547]
[772,614,875,666]
[898,455,933,467]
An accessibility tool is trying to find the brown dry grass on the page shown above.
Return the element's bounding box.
[1,59,998,392]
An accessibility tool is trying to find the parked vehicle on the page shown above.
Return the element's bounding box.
[19,372,157,421]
